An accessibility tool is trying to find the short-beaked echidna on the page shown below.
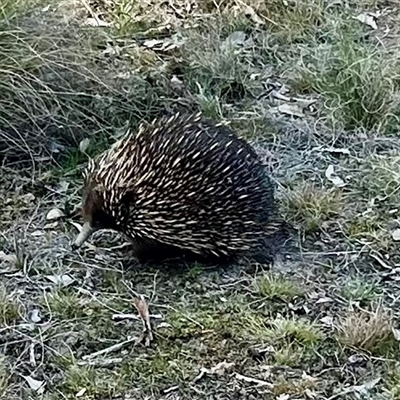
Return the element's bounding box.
[72,112,279,264]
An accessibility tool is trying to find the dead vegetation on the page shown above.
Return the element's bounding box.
[2,0,400,399]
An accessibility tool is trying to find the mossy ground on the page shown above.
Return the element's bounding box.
[2,0,400,399]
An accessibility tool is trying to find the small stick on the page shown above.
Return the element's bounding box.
[82,337,138,360]
[235,373,274,388]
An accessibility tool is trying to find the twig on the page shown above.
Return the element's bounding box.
[81,337,138,360]
[111,313,162,321]
[235,373,274,388]
[79,0,102,26]
[77,358,123,367]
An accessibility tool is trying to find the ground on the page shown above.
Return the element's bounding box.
[1,0,400,399]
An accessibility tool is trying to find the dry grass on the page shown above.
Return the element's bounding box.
[335,304,396,354]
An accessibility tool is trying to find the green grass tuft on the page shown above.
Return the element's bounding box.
[283,184,344,233]
[254,273,303,301]
[0,287,20,325]
[292,29,400,132]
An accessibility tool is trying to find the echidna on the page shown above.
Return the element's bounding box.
[72,112,280,264]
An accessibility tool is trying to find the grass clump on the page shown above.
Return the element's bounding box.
[40,288,103,321]
[0,0,180,167]
[357,154,400,207]
[293,32,400,132]
[335,304,396,355]
[61,363,125,398]
[254,273,303,301]
[341,278,380,305]
[270,317,323,346]
[283,184,343,233]
[0,287,20,325]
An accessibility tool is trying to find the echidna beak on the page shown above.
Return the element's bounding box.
[72,222,94,250]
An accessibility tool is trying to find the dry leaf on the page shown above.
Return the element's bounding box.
[46,274,74,287]
[354,13,378,30]
[22,375,45,392]
[320,316,334,327]
[83,17,111,27]
[31,230,46,236]
[276,103,305,118]
[21,193,35,204]
[79,138,90,153]
[43,222,58,230]
[276,395,289,400]
[392,327,400,341]
[193,361,235,383]
[224,31,247,47]
[391,229,400,241]
[353,377,381,394]
[244,5,264,25]
[28,309,42,323]
[46,208,65,221]
[70,221,83,232]
[325,165,346,187]
[316,296,333,304]
[76,388,87,397]
[0,251,18,265]
[348,354,365,364]
[143,38,182,52]
[133,295,153,346]
[319,147,350,155]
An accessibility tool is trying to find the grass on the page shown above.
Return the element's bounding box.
[335,304,397,355]
[341,277,380,305]
[254,273,303,301]
[0,287,20,326]
[1,0,400,398]
[283,183,344,233]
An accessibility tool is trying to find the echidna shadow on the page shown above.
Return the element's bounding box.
[72,112,291,267]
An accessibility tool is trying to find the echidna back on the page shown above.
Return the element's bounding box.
[88,113,276,261]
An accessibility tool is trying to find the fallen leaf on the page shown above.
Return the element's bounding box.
[46,274,74,287]
[316,296,333,304]
[325,165,346,187]
[21,193,35,204]
[133,295,153,346]
[46,208,65,221]
[22,375,45,392]
[354,12,378,30]
[0,251,18,265]
[28,309,42,323]
[391,229,400,241]
[70,221,83,232]
[276,394,289,400]
[31,230,46,236]
[193,361,236,383]
[353,377,381,394]
[58,181,70,193]
[320,316,334,327]
[319,146,351,155]
[392,327,400,341]
[348,354,365,364]
[83,17,111,27]
[76,388,87,397]
[209,361,235,376]
[143,38,181,52]
[224,31,247,47]
[79,138,90,154]
[43,222,58,230]
[244,5,264,25]
[276,103,305,118]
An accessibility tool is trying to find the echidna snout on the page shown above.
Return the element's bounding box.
[72,222,94,249]
[72,187,120,249]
